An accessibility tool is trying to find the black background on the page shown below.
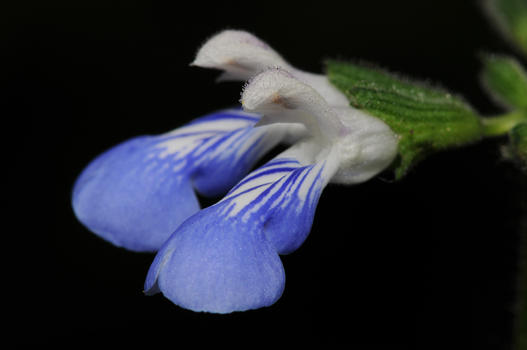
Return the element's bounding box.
[4,0,526,348]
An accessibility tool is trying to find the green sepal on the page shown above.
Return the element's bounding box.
[486,0,527,56]
[326,60,483,179]
[481,54,527,110]
[507,122,527,172]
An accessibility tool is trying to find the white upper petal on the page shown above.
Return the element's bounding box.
[192,30,349,107]
[241,68,345,144]
[192,30,292,81]
[292,71,350,107]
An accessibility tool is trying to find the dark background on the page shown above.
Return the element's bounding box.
[4,0,525,348]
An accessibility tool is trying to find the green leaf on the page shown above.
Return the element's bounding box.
[481,54,527,110]
[326,60,483,179]
[508,122,527,172]
[485,0,527,55]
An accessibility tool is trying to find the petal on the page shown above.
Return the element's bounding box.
[144,140,339,313]
[191,30,291,81]
[72,136,201,252]
[192,30,349,107]
[242,67,345,144]
[72,109,302,252]
[144,207,285,313]
[221,141,339,254]
[242,68,398,185]
[330,107,398,184]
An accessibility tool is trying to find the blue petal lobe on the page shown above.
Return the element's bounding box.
[146,205,285,313]
[72,109,280,252]
[72,136,200,252]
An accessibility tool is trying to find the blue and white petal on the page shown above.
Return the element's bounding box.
[72,109,304,252]
[221,142,339,254]
[144,141,340,313]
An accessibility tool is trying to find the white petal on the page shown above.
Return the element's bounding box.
[241,68,345,143]
[241,68,398,185]
[192,30,349,107]
[191,30,291,81]
[292,71,350,107]
[331,107,399,184]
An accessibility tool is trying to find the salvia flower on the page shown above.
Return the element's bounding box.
[73,29,399,313]
[144,66,398,312]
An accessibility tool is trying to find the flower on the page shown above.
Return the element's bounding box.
[72,29,399,313]
[71,30,349,252]
[144,65,398,312]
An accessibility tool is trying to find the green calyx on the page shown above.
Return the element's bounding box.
[326,60,483,180]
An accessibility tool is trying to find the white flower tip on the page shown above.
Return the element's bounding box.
[192,30,291,80]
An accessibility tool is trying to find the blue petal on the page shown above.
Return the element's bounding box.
[144,150,336,313]
[72,109,280,252]
[144,207,285,313]
[72,136,200,251]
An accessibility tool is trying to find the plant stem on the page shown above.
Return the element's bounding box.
[482,111,527,138]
